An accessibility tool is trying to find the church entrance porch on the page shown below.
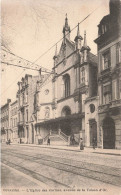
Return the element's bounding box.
[35,113,84,146]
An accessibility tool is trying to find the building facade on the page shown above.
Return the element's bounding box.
[10,100,18,143]
[94,0,121,149]
[1,99,11,142]
[17,74,39,144]
[33,16,98,147]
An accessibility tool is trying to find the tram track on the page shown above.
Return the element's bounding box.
[2,150,121,187]
[2,159,70,188]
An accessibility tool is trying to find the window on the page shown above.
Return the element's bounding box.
[120,79,121,98]
[26,109,28,122]
[22,93,24,104]
[64,74,70,98]
[102,50,110,70]
[103,83,111,104]
[45,107,50,119]
[116,42,121,64]
[90,104,95,113]
[80,67,85,84]
[25,90,28,103]
[103,94,111,104]
[45,89,49,95]
[11,119,12,127]
[102,25,105,34]
[112,80,118,100]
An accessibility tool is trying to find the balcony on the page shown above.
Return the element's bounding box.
[98,99,121,114]
[18,121,25,126]
[110,99,121,107]
[98,103,111,113]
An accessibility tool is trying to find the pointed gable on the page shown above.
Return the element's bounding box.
[57,38,75,64]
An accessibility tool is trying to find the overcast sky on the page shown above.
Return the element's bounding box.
[1,0,109,105]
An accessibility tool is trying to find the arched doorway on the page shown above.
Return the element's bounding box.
[61,106,71,136]
[89,119,97,147]
[103,117,115,149]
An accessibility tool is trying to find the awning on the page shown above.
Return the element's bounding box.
[35,113,84,127]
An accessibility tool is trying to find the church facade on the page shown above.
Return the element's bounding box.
[33,16,98,147]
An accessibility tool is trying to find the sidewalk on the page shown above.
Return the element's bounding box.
[11,143,121,156]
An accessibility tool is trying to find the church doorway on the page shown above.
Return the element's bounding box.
[103,117,115,149]
[61,106,71,135]
[89,119,97,147]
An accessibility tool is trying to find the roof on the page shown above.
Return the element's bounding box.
[11,100,17,106]
[98,14,110,26]
[88,52,98,65]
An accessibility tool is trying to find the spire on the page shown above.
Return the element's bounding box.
[74,23,83,50]
[65,13,68,28]
[55,44,57,57]
[74,23,83,42]
[77,23,80,37]
[83,30,87,47]
[63,13,70,40]
[81,31,90,52]
[80,31,90,63]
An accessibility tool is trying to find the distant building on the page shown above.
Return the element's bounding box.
[94,0,121,149]
[17,74,39,144]
[33,16,98,146]
[10,100,18,143]
[1,99,11,142]
[33,74,53,144]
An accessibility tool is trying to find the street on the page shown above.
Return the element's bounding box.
[1,144,121,195]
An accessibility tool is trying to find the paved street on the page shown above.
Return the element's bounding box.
[1,144,121,195]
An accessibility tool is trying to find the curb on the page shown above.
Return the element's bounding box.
[10,143,121,156]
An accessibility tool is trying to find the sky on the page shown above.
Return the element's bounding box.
[1,0,110,105]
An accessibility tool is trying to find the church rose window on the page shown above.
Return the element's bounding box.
[90,104,95,113]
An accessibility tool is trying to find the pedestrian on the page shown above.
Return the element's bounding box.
[8,139,11,145]
[93,137,96,149]
[47,137,50,145]
[80,138,84,150]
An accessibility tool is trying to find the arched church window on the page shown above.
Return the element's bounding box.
[63,74,70,98]
[61,106,71,117]
[80,67,85,84]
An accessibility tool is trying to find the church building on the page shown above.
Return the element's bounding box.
[34,15,98,147]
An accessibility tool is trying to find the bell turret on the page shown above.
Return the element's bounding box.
[81,31,90,62]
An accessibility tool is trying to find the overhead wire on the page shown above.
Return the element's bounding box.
[1,4,102,97]
[1,70,25,96]
[30,4,101,65]
[1,48,52,72]
[1,61,53,74]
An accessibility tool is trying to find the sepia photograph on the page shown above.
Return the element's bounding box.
[1,0,121,194]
